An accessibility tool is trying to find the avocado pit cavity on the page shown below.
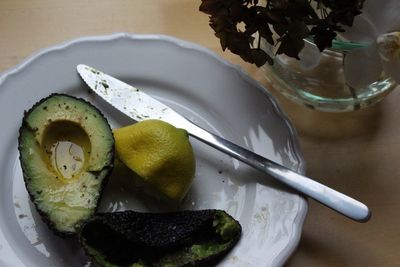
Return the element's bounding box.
[42,121,91,181]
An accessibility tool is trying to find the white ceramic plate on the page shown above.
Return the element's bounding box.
[0,33,307,267]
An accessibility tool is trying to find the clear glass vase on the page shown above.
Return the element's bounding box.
[262,39,398,112]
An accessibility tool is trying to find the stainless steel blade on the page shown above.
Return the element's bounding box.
[77,64,194,129]
[77,64,371,222]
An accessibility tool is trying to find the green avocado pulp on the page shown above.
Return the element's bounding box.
[18,94,115,235]
[213,211,241,241]
[42,121,91,181]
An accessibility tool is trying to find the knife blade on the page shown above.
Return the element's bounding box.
[77,64,371,222]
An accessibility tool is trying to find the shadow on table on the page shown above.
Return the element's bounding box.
[280,97,383,141]
[270,87,397,267]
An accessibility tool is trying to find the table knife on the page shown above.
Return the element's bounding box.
[77,64,371,222]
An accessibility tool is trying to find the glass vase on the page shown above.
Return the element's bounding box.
[262,39,398,112]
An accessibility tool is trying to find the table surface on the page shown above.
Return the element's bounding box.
[1,1,398,266]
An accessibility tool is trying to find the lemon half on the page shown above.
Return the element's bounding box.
[113,119,195,202]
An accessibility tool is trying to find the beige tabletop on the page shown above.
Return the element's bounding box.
[1,1,398,266]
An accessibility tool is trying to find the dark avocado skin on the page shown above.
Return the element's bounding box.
[79,210,242,267]
[18,93,115,237]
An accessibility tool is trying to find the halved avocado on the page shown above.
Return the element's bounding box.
[18,94,114,236]
[79,210,242,267]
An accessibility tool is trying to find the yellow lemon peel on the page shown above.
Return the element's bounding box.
[113,119,195,202]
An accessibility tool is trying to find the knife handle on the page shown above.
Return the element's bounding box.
[187,123,371,222]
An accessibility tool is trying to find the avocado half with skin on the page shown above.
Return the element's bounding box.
[18,94,114,236]
[79,210,242,267]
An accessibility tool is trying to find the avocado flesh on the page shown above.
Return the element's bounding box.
[79,210,241,267]
[18,94,114,235]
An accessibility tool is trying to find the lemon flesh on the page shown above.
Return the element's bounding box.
[113,120,195,202]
